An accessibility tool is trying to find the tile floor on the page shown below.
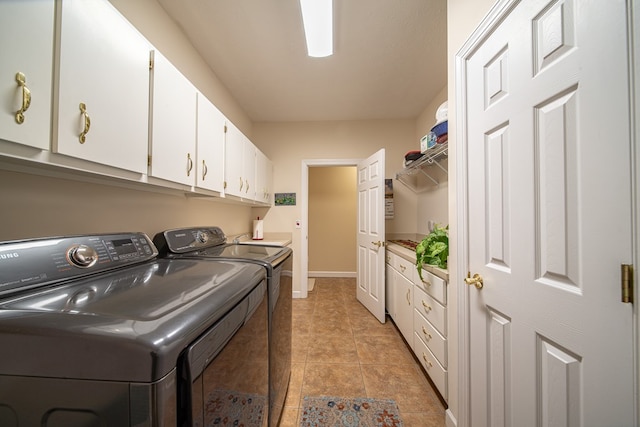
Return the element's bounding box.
[278,277,446,426]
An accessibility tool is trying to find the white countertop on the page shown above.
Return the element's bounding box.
[386,241,448,281]
[234,232,292,247]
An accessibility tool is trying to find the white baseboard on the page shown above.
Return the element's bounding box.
[308,271,356,278]
[293,290,304,299]
[445,409,457,427]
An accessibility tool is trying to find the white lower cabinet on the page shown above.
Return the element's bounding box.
[385,248,448,401]
[414,332,448,398]
[385,251,414,344]
[394,269,414,343]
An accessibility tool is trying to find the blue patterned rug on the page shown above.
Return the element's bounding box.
[204,389,266,426]
[300,396,404,427]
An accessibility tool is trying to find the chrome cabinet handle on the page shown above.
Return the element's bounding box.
[201,160,208,180]
[245,179,250,193]
[15,72,31,124]
[79,103,91,143]
[239,177,244,191]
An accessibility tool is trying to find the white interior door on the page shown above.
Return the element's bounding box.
[460,0,635,426]
[357,149,386,323]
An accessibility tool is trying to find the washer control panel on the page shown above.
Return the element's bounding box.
[0,233,158,297]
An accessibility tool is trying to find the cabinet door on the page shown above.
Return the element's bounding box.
[394,270,413,344]
[255,149,272,204]
[54,0,149,173]
[196,93,225,192]
[0,1,54,150]
[242,136,256,200]
[224,121,245,197]
[224,122,256,200]
[149,50,197,186]
[385,262,396,320]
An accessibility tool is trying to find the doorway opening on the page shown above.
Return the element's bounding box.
[299,158,360,298]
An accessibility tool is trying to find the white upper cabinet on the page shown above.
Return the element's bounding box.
[149,50,197,186]
[242,135,256,200]
[224,121,255,200]
[196,93,225,193]
[0,1,54,149]
[54,0,150,174]
[255,149,273,205]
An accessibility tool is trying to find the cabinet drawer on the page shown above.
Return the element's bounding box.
[414,286,446,336]
[414,336,447,400]
[416,269,446,305]
[414,310,447,368]
[385,250,394,265]
[393,255,415,282]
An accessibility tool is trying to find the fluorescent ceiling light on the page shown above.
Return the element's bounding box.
[299,0,333,57]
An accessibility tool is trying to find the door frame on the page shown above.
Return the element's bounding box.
[454,1,639,426]
[299,158,361,299]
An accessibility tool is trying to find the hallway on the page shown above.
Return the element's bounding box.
[279,277,446,426]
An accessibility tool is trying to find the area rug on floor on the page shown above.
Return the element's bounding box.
[300,396,404,427]
[204,389,266,426]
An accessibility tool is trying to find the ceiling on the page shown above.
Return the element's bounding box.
[156,0,447,122]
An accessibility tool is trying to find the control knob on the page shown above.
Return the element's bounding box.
[67,244,98,268]
[196,231,209,244]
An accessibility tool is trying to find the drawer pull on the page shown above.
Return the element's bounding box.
[406,289,411,305]
[202,160,208,180]
[422,353,433,368]
[422,279,432,287]
[400,265,406,272]
[421,326,432,340]
[79,102,91,144]
[422,300,432,312]
[15,72,31,124]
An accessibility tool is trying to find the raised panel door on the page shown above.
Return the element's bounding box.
[462,0,635,425]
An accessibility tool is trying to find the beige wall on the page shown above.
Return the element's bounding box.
[308,166,357,274]
[253,119,419,293]
[415,85,449,235]
[0,169,252,241]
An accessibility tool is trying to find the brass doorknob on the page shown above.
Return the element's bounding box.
[371,241,385,248]
[465,272,484,289]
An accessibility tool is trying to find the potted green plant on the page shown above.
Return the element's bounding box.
[415,224,448,280]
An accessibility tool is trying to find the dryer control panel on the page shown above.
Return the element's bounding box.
[154,227,227,254]
[0,233,157,297]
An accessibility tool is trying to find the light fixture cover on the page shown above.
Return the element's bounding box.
[299,0,333,57]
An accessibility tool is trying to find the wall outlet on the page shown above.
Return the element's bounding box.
[427,220,435,232]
